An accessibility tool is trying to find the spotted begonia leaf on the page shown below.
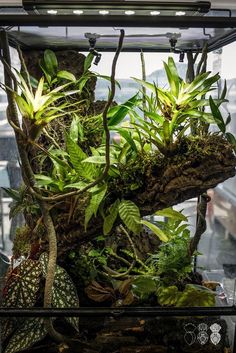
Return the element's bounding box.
[3,259,41,308]
[40,253,80,332]
[1,319,17,342]
[4,318,47,353]
[1,259,42,343]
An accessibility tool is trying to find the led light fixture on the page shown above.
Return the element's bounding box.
[99,10,109,15]
[125,10,135,15]
[47,9,57,15]
[176,11,186,16]
[22,1,211,17]
[150,11,161,16]
[73,10,83,15]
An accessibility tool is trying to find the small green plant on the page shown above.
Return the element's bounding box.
[157,284,215,307]
[132,57,229,155]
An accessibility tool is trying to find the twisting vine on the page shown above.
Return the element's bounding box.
[0,28,125,343]
[185,43,210,259]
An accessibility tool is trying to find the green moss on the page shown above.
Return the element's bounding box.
[12,225,31,259]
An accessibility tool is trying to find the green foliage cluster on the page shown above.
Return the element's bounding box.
[157,284,215,307]
[2,49,235,353]
[14,53,234,238]
[4,51,235,241]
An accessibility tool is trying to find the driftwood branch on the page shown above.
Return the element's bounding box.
[196,42,208,76]
[140,49,147,120]
[188,193,210,256]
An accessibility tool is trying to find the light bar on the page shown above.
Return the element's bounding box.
[22,1,211,17]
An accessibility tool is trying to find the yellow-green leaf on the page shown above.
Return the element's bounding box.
[140,220,168,242]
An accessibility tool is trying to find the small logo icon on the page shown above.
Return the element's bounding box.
[197,324,209,345]
[184,323,197,346]
[210,323,221,345]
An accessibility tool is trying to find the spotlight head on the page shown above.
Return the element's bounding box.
[179,51,185,62]
[94,53,102,65]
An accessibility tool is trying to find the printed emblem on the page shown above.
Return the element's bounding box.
[184,323,197,346]
[210,323,221,345]
[197,323,208,345]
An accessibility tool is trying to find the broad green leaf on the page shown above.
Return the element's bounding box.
[2,188,20,201]
[140,220,168,242]
[185,71,210,94]
[64,181,88,190]
[37,107,81,125]
[85,184,108,229]
[15,95,32,118]
[143,111,164,125]
[132,276,158,300]
[132,122,164,149]
[70,114,84,143]
[4,318,47,353]
[40,253,80,332]
[103,199,120,235]
[163,57,180,97]
[156,208,187,222]
[199,74,220,92]
[176,284,215,307]
[157,285,180,306]
[3,259,41,308]
[82,155,106,164]
[82,155,116,165]
[78,75,90,91]
[1,319,17,343]
[84,52,94,72]
[209,96,226,133]
[35,174,57,187]
[176,224,188,235]
[220,79,227,100]
[57,70,76,81]
[112,127,137,152]
[1,257,39,339]
[40,60,52,83]
[44,49,58,76]
[90,146,100,156]
[34,77,45,111]
[226,114,231,126]
[119,200,141,234]
[65,133,87,172]
[226,132,236,152]
[13,69,35,106]
[108,94,140,127]
[81,162,98,181]
[180,110,215,124]
[48,149,70,170]
[132,78,156,93]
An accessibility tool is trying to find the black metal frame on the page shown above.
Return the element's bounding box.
[1,8,236,352]
[2,14,236,52]
[0,14,235,27]
[6,28,236,53]
[0,306,236,317]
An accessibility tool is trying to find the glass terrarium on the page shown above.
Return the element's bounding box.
[1,1,236,353]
